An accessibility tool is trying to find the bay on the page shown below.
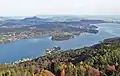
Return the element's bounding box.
[0,23,120,63]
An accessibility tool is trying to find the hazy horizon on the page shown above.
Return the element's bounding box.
[0,0,120,16]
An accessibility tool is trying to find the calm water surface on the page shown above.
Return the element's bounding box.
[0,23,120,63]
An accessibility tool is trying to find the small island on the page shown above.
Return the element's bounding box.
[51,33,74,41]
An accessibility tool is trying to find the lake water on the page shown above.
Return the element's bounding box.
[0,23,120,63]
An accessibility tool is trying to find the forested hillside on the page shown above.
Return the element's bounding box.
[0,37,120,76]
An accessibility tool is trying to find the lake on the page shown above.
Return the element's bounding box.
[0,23,120,63]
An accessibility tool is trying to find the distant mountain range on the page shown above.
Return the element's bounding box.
[0,16,107,27]
[20,16,47,22]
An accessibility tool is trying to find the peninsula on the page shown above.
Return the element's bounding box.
[0,16,106,43]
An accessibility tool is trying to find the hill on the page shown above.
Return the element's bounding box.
[0,37,120,76]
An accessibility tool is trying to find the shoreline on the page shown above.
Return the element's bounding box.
[2,37,118,64]
[0,31,98,44]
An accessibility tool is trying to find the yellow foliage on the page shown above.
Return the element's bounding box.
[40,69,55,76]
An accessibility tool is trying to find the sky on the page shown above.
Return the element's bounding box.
[0,0,119,16]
